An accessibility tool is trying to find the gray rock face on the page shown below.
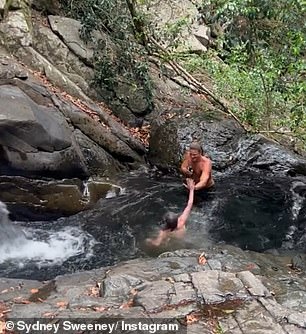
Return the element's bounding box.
[0,84,89,175]
[32,23,94,96]
[0,10,32,49]
[48,15,104,65]
[0,85,72,151]
[0,58,145,178]
[2,248,306,334]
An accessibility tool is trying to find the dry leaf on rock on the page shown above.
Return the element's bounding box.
[42,312,56,318]
[93,306,106,312]
[222,309,235,314]
[186,313,200,324]
[119,299,134,309]
[30,289,39,294]
[86,286,100,297]
[56,301,68,309]
[198,252,207,265]
[12,299,31,304]
[20,300,31,304]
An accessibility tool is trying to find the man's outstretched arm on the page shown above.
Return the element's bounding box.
[177,179,195,229]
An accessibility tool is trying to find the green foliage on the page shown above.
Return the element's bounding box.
[61,0,153,109]
[61,0,305,149]
[194,0,306,148]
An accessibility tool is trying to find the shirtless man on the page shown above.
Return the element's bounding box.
[146,178,195,247]
[180,142,214,191]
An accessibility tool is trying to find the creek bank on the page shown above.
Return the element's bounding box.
[0,175,122,220]
[1,247,305,334]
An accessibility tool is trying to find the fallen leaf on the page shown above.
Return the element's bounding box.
[20,300,31,304]
[86,287,100,297]
[42,312,56,318]
[198,252,207,265]
[93,306,106,312]
[186,313,200,324]
[13,297,22,301]
[0,290,8,294]
[30,289,39,294]
[56,301,68,308]
[222,309,235,314]
[119,299,134,309]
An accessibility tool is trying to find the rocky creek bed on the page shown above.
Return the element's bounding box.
[1,247,306,334]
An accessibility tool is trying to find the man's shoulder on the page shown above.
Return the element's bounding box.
[200,156,212,168]
[201,155,211,162]
[183,151,191,159]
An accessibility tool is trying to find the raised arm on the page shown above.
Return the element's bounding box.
[177,179,195,229]
[194,160,211,191]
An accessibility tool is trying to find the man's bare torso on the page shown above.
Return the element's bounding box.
[187,153,214,188]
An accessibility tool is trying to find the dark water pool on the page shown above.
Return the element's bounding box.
[0,170,304,280]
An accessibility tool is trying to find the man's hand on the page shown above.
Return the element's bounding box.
[186,178,195,190]
[185,166,193,177]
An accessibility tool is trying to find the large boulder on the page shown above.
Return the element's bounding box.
[137,0,210,53]
[0,9,32,49]
[0,57,146,178]
[47,15,105,66]
[0,83,90,176]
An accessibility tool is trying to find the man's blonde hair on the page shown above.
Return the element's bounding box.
[189,142,203,153]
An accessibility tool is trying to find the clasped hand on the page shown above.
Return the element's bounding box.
[185,178,195,190]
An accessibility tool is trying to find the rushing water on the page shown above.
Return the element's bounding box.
[0,169,304,280]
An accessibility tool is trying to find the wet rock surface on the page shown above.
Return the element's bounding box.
[0,175,122,220]
[1,247,305,334]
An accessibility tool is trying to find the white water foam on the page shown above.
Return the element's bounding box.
[0,225,96,267]
[0,201,96,267]
[282,182,305,248]
[290,187,304,221]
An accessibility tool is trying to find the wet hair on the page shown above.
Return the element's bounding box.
[161,211,179,231]
[189,142,203,154]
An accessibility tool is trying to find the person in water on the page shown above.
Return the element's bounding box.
[180,141,214,191]
[146,178,195,247]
